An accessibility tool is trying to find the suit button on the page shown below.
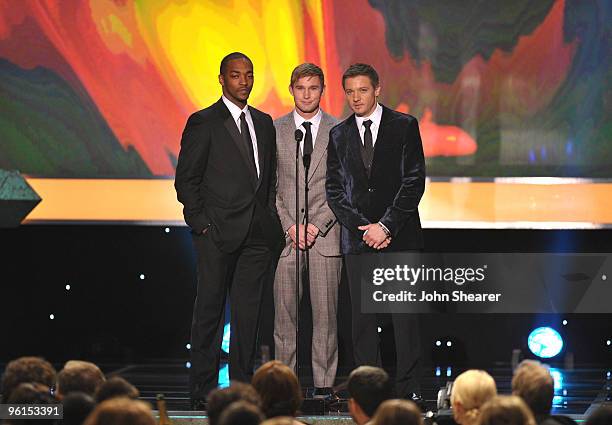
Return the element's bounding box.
[301,209,304,212]
[368,188,375,192]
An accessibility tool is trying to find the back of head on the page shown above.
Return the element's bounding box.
[261,418,296,425]
[252,361,302,418]
[1,356,56,402]
[95,376,139,403]
[372,399,423,425]
[207,382,262,425]
[512,360,554,417]
[62,391,96,425]
[451,370,498,425]
[83,397,156,425]
[585,405,612,425]
[57,360,106,398]
[6,382,58,425]
[218,400,264,425]
[347,366,392,417]
[479,395,537,425]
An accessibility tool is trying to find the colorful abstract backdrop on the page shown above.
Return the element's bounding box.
[0,0,610,178]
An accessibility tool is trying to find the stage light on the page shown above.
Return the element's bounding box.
[139,274,145,280]
[49,314,55,320]
[602,274,607,281]
[446,367,452,377]
[562,320,567,326]
[435,367,441,377]
[377,327,382,333]
[606,339,611,346]
[221,323,230,353]
[185,361,191,369]
[528,327,563,358]
[186,343,191,350]
[218,364,230,388]
[607,371,611,379]
[164,227,170,233]
[446,341,452,347]
[549,368,564,390]
[65,284,71,291]
[435,340,441,346]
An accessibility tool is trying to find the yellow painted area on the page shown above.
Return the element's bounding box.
[23,179,612,226]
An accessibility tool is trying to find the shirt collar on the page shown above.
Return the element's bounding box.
[222,95,249,122]
[293,108,322,130]
[355,103,383,129]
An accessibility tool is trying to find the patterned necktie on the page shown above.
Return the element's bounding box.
[302,121,313,157]
[240,112,257,176]
[363,119,374,171]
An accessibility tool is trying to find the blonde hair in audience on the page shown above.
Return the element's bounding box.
[450,369,497,425]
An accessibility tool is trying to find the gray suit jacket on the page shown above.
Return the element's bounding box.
[275,111,340,257]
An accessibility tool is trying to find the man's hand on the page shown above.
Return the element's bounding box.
[288,224,309,250]
[358,223,391,250]
[306,224,320,246]
[202,225,211,235]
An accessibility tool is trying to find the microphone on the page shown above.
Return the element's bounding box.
[294,129,303,143]
[294,129,311,169]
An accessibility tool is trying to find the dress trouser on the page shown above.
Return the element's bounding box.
[190,210,273,400]
[345,253,422,397]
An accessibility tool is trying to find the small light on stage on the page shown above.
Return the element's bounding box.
[377,327,382,333]
[602,274,607,281]
[446,367,452,377]
[606,371,611,379]
[606,339,611,346]
[165,227,170,233]
[562,320,567,326]
[49,314,55,320]
[139,274,145,280]
[563,389,567,396]
[435,367,441,377]
[185,362,191,369]
[528,327,563,358]
[65,284,71,291]
[435,340,441,347]
[447,341,452,347]
[186,343,191,350]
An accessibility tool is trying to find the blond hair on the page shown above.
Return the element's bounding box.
[450,370,497,425]
[511,360,554,417]
[479,395,537,425]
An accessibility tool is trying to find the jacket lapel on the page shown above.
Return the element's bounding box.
[307,112,331,182]
[347,114,369,182]
[249,106,266,189]
[370,105,392,178]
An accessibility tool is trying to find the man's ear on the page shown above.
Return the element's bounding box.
[374,84,381,98]
[289,84,294,97]
[218,74,225,87]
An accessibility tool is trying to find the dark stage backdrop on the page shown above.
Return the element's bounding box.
[0,0,610,178]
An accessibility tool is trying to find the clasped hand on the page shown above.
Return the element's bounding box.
[288,224,320,250]
[358,223,391,250]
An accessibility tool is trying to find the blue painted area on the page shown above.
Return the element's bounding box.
[218,363,230,388]
[222,323,230,354]
[528,327,564,358]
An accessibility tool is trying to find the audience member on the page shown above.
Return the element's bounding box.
[62,391,96,425]
[450,369,497,425]
[207,382,262,425]
[346,366,393,425]
[94,376,139,403]
[585,405,612,425]
[5,382,58,425]
[83,397,156,425]
[252,361,303,419]
[479,395,537,425]
[371,399,423,425]
[0,356,56,402]
[56,360,106,399]
[218,400,265,425]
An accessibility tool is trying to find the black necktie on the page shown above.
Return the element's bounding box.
[363,119,374,172]
[302,121,313,157]
[240,112,257,176]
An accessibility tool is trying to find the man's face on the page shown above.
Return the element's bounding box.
[343,75,380,117]
[289,75,324,115]
[219,58,253,105]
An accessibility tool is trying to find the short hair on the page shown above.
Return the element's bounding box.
[511,360,554,417]
[95,376,140,403]
[479,395,537,425]
[290,63,324,87]
[6,383,58,425]
[83,398,156,425]
[207,382,262,425]
[218,401,265,425]
[252,360,302,418]
[450,370,497,425]
[62,392,96,425]
[57,360,106,398]
[371,399,423,425]
[342,63,379,89]
[346,366,392,418]
[586,405,612,425]
[1,357,56,402]
[220,52,253,75]
[260,418,295,425]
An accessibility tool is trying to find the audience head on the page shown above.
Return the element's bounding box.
[57,360,106,398]
[479,395,536,425]
[346,366,392,425]
[1,356,56,403]
[83,397,156,425]
[207,382,262,425]
[371,399,423,425]
[95,376,139,403]
[5,382,58,425]
[585,405,612,425]
[260,418,296,425]
[511,360,554,419]
[252,360,302,418]
[450,369,497,425]
[218,400,265,425]
[62,391,96,425]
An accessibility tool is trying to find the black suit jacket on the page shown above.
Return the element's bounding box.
[175,98,283,253]
[326,105,425,254]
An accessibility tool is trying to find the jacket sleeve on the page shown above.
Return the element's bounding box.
[267,119,280,216]
[379,118,426,236]
[174,112,212,234]
[325,127,370,237]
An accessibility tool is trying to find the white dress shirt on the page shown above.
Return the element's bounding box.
[293,108,322,155]
[222,95,260,177]
[355,103,383,146]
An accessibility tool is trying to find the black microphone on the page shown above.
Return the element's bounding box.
[294,129,303,143]
[295,129,311,168]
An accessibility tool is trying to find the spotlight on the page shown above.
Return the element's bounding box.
[446,367,452,377]
[65,284,71,291]
[447,341,452,347]
[435,340,441,347]
[139,274,145,280]
[49,314,55,320]
[164,227,170,233]
[377,327,382,333]
[528,327,563,358]
[602,274,607,281]
[606,340,611,346]
[186,343,191,350]
[435,367,441,377]
[185,361,191,369]
[562,320,567,326]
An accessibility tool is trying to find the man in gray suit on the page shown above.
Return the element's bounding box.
[273,63,341,396]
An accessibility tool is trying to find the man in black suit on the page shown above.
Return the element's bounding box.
[326,63,426,400]
[175,52,283,409]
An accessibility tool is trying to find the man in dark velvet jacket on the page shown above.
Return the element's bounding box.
[326,63,426,401]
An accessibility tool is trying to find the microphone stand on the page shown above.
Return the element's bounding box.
[293,130,303,377]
